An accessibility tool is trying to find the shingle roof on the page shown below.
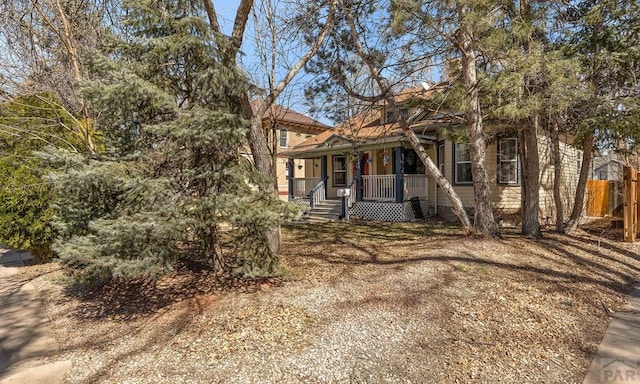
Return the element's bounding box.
[281,85,448,156]
[250,100,331,134]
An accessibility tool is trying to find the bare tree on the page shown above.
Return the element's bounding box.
[202,0,337,253]
[0,0,119,154]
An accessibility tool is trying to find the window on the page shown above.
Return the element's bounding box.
[279,129,288,148]
[404,149,425,174]
[577,151,583,172]
[332,155,347,187]
[454,142,472,184]
[385,108,409,123]
[438,142,445,175]
[498,138,520,185]
[391,149,424,174]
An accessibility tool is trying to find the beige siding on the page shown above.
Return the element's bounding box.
[276,130,315,198]
[374,148,394,175]
[434,140,476,208]
[436,140,520,211]
[434,135,582,222]
[538,136,581,222]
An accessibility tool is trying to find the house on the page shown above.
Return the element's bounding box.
[282,85,583,223]
[250,101,331,199]
[591,152,624,181]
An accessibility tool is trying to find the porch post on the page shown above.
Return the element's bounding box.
[287,158,295,200]
[320,155,328,199]
[356,152,364,202]
[395,147,404,203]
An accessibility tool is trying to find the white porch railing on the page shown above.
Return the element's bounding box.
[346,180,357,208]
[292,177,321,198]
[360,174,429,202]
[362,175,396,201]
[309,179,326,208]
[404,174,429,200]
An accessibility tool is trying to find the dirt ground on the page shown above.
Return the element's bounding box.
[18,219,640,383]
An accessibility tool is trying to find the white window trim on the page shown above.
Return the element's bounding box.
[438,142,445,175]
[498,137,520,185]
[332,155,347,187]
[454,142,473,184]
[279,129,288,148]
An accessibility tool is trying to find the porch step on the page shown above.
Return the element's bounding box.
[302,200,343,222]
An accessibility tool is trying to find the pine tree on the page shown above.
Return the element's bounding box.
[49,0,295,283]
[563,0,640,232]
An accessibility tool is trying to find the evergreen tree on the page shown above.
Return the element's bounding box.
[562,0,640,232]
[0,94,82,260]
[49,0,295,282]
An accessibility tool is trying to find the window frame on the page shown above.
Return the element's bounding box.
[577,151,583,173]
[279,129,288,148]
[332,155,347,187]
[497,137,520,185]
[385,108,409,124]
[453,141,473,185]
[437,141,445,177]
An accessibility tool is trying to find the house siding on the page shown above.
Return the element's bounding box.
[434,135,581,224]
[276,131,316,199]
[537,136,581,223]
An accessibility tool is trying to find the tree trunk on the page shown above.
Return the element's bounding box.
[51,0,96,154]
[243,99,282,254]
[565,132,594,233]
[457,4,500,237]
[403,128,472,230]
[515,0,542,238]
[520,115,542,238]
[552,122,565,232]
[342,3,472,231]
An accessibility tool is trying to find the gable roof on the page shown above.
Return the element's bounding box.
[250,100,331,135]
[282,84,458,157]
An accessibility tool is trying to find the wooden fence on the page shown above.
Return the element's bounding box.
[586,180,610,217]
[623,166,640,243]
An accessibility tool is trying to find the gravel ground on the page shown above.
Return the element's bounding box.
[20,219,640,383]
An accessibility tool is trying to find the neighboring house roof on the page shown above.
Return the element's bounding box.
[250,100,331,135]
[592,153,624,169]
[282,84,460,157]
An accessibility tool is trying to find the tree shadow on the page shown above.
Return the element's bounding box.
[74,303,197,384]
[284,220,465,248]
[63,257,281,321]
[0,276,55,377]
[286,223,640,297]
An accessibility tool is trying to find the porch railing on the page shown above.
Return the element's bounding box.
[292,177,321,198]
[362,175,396,201]
[360,174,429,202]
[404,174,429,200]
[346,180,356,208]
[309,177,328,208]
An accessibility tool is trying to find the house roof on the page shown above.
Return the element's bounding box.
[281,84,457,157]
[592,153,624,169]
[250,100,331,135]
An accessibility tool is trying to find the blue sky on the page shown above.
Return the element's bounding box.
[214,1,331,123]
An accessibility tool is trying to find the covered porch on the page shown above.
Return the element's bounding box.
[286,145,436,221]
[289,173,429,203]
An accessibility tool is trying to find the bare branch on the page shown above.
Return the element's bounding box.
[202,0,221,35]
[254,0,338,120]
[231,0,254,56]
